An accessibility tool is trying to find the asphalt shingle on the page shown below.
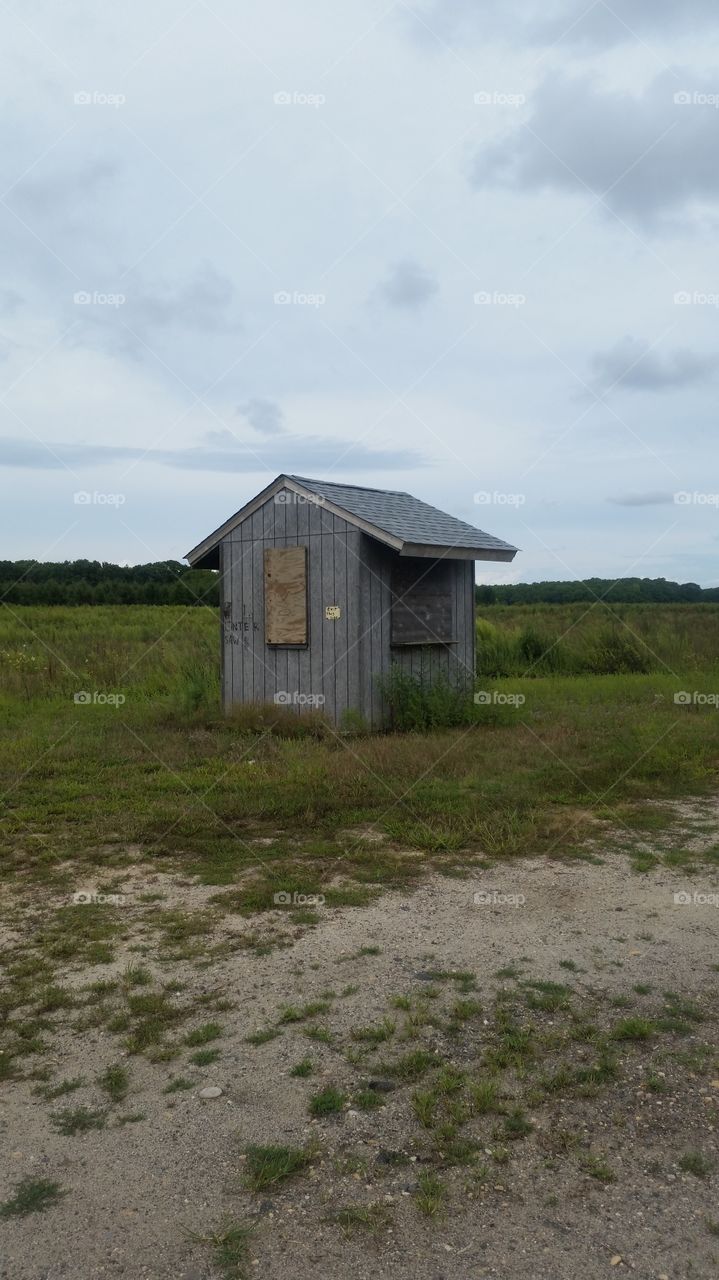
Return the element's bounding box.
[290,475,518,555]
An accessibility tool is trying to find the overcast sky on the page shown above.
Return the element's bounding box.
[2,1,718,584]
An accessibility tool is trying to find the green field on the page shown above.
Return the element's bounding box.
[1,602,718,896]
[476,602,719,676]
[2,602,719,1280]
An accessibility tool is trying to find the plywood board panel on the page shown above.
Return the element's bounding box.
[264,546,308,646]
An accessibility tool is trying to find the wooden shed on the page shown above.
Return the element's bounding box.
[186,475,518,729]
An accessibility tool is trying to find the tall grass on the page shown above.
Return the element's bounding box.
[1,605,718,872]
[4,602,715,711]
[0,606,218,712]
[476,604,719,678]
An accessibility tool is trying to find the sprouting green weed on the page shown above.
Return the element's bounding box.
[0,1178,66,1217]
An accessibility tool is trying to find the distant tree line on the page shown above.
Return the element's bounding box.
[0,560,219,606]
[475,577,719,605]
[0,563,716,607]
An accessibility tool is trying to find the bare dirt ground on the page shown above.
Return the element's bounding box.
[1,812,718,1280]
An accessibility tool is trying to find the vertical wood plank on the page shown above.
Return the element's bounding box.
[345,529,361,721]
[308,501,324,710]
[320,512,336,723]
[332,517,349,723]
[284,499,299,703]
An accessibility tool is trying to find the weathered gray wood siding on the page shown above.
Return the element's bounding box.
[222,489,363,725]
[356,537,476,729]
[222,492,477,729]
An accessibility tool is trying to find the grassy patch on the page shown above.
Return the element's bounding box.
[581,1153,617,1183]
[36,1076,85,1100]
[97,1063,129,1103]
[350,1018,395,1045]
[354,1087,386,1110]
[381,1049,435,1081]
[331,1203,392,1236]
[611,1017,654,1042]
[189,1222,254,1280]
[190,1048,221,1066]
[0,1178,66,1217]
[4,606,719,896]
[243,1144,313,1191]
[245,1028,281,1046]
[309,1086,345,1116]
[502,1106,534,1140]
[51,1106,107,1136]
[303,1024,333,1044]
[471,1078,502,1114]
[679,1151,714,1179]
[125,991,186,1055]
[164,1076,193,1093]
[185,1022,223,1047]
[289,1058,314,1078]
[414,1170,446,1217]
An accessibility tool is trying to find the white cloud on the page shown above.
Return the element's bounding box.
[0,1,715,580]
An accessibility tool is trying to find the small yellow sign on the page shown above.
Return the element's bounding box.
[325,605,341,620]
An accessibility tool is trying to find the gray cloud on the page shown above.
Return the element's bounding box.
[536,1,719,48]
[591,337,716,393]
[128,266,239,333]
[1,1,717,580]
[0,290,22,316]
[376,260,439,310]
[470,70,719,226]
[407,0,719,49]
[9,158,118,216]
[0,434,428,474]
[238,397,285,435]
[608,491,674,507]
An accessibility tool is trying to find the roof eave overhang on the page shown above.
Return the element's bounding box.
[399,542,518,562]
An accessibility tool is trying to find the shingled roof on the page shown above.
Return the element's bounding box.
[186,474,518,566]
[290,476,517,557]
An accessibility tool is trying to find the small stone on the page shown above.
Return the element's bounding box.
[199,1086,223,1099]
[610,1256,622,1267]
[367,1079,397,1093]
